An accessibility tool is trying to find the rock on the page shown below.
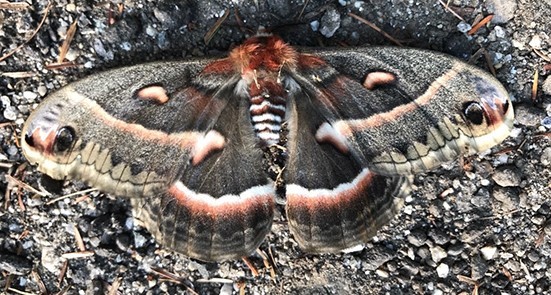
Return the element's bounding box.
[480,246,497,260]
[543,76,551,96]
[541,147,551,166]
[319,8,341,38]
[486,0,518,23]
[528,35,542,49]
[431,246,448,263]
[515,105,546,127]
[471,254,488,280]
[407,229,427,247]
[436,263,449,278]
[41,247,65,274]
[492,166,522,187]
[492,187,520,211]
[361,244,395,271]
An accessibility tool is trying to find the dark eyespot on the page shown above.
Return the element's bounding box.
[463,102,485,125]
[502,99,510,114]
[24,133,35,147]
[54,126,76,152]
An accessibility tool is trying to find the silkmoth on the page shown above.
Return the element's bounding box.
[21,35,514,261]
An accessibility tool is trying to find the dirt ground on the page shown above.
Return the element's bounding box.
[1,0,550,294]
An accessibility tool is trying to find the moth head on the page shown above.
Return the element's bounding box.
[21,91,83,180]
[453,69,514,153]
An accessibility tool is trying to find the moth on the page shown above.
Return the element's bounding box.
[21,35,514,262]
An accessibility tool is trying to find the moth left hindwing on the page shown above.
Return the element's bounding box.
[21,35,514,261]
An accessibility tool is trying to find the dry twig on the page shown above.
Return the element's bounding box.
[0,2,52,62]
[204,9,230,45]
[468,14,493,35]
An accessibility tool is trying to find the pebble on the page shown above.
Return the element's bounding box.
[220,283,232,295]
[430,246,448,263]
[542,117,551,129]
[93,38,114,60]
[456,21,471,33]
[486,0,518,23]
[436,263,449,278]
[133,232,147,248]
[37,85,48,97]
[187,261,209,278]
[429,229,450,245]
[448,243,465,256]
[22,91,37,101]
[492,187,519,211]
[310,20,320,32]
[41,247,64,274]
[515,105,546,127]
[492,166,522,187]
[361,244,395,271]
[3,106,17,120]
[471,255,488,280]
[480,246,497,260]
[528,35,542,49]
[407,229,427,247]
[542,76,551,96]
[319,8,341,38]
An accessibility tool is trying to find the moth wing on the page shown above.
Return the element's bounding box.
[284,82,411,253]
[22,60,274,261]
[296,47,514,176]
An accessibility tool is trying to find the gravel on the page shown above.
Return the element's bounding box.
[1,0,550,294]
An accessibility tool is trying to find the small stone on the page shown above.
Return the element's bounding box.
[436,263,449,278]
[3,106,17,120]
[430,246,448,263]
[361,244,395,271]
[456,21,472,33]
[22,91,37,101]
[220,283,232,295]
[542,117,551,129]
[528,35,542,49]
[407,229,427,247]
[310,20,319,32]
[494,26,506,38]
[492,166,522,187]
[93,38,114,60]
[486,0,517,24]
[41,247,65,274]
[480,246,497,260]
[515,104,546,127]
[375,269,389,278]
[133,232,147,248]
[37,85,48,97]
[542,76,551,96]
[471,255,488,280]
[187,261,209,278]
[448,243,465,256]
[319,8,341,38]
[65,3,76,12]
[492,187,520,211]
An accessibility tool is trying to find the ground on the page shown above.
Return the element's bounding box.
[1,0,550,294]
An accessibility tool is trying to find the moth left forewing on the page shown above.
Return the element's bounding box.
[296,47,514,176]
[22,59,236,197]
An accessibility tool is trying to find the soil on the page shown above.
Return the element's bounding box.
[1,0,550,294]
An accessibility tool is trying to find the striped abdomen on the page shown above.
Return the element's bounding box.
[249,84,287,146]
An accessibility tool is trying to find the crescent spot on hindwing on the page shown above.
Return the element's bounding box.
[21,35,514,261]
